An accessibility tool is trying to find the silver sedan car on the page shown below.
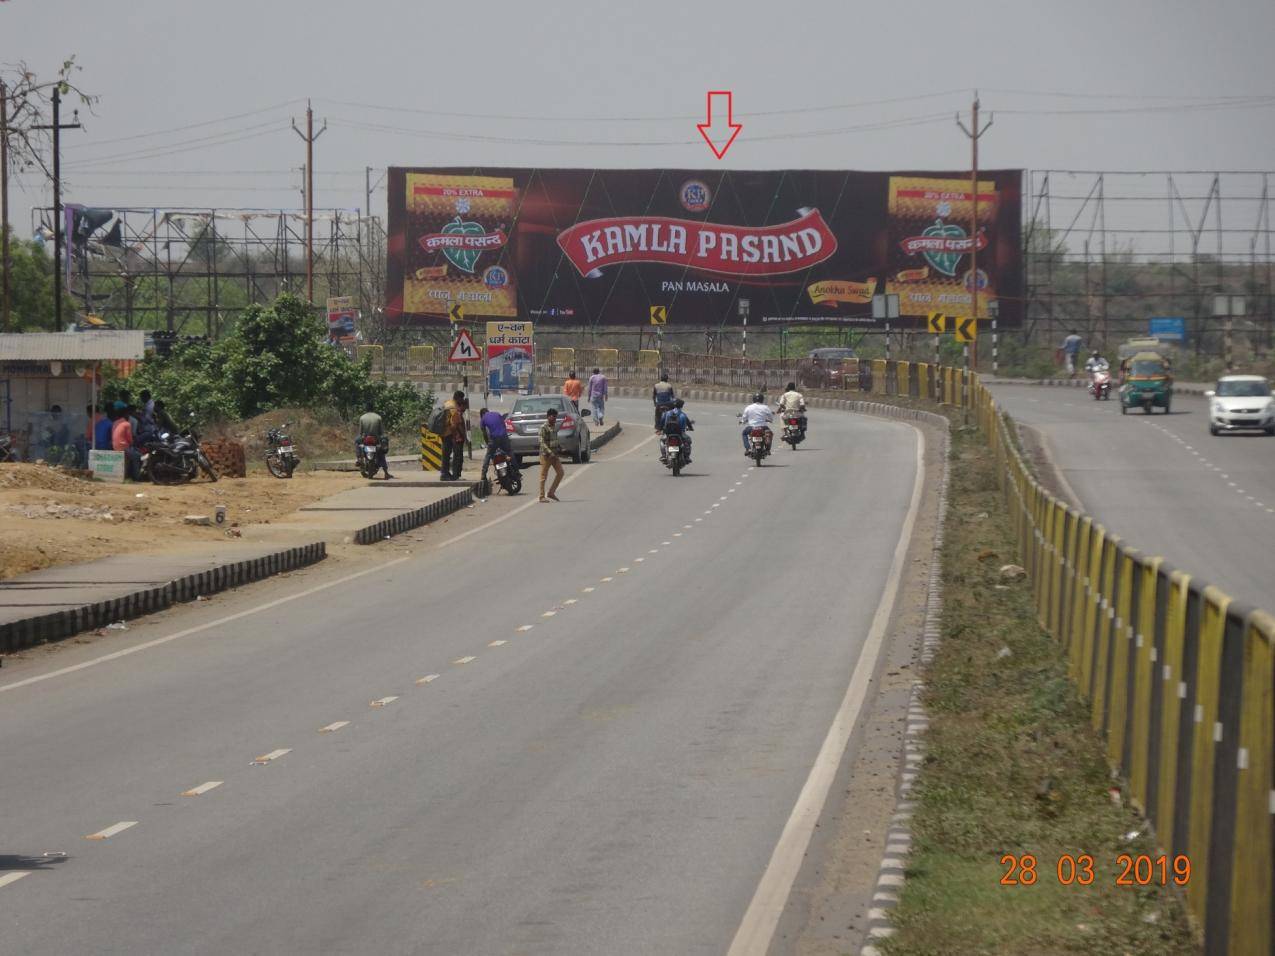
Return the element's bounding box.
[505,395,592,464]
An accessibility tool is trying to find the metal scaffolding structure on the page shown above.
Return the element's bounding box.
[1023,170,1274,355]
[30,206,384,336]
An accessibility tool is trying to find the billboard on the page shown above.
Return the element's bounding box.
[386,168,1022,329]
[486,320,534,392]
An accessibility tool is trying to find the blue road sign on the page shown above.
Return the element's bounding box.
[1149,317,1186,341]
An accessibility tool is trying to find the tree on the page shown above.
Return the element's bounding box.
[2,233,55,330]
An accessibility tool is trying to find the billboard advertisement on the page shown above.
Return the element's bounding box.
[486,320,534,392]
[386,168,1022,329]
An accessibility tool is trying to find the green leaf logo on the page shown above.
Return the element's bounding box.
[921,219,966,277]
[441,217,485,274]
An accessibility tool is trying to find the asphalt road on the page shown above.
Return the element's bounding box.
[988,384,1275,612]
[0,396,922,956]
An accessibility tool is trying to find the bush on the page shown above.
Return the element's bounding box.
[121,294,431,429]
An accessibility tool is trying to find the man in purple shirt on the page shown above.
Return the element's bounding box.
[587,367,608,426]
[479,406,520,483]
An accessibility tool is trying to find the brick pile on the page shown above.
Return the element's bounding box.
[201,439,246,478]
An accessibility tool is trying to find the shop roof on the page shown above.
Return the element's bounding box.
[0,331,146,362]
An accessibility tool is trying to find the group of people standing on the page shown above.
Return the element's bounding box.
[88,389,176,479]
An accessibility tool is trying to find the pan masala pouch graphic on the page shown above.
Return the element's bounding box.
[405,173,518,317]
[886,176,999,315]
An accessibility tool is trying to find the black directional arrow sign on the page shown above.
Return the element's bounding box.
[449,303,465,323]
[954,317,977,342]
[927,311,945,335]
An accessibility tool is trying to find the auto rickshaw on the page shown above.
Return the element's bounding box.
[1119,351,1174,414]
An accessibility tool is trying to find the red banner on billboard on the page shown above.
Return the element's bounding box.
[556,210,837,277]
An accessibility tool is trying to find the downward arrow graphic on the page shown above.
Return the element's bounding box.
[697,91,742,160]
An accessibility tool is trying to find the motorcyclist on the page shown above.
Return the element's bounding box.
[1084,350,1110,374]
[652,371,676,430]
[776,381,807,437]
[659,398,693,463]
[356,402,392,479]
[740,392,774,454]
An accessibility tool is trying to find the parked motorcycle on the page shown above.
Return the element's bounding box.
[782,415,806,449]
[747,425,772,466]
[661,431,690,476]
[140,414,218,484]
[265,421,300,478]
[1089,369,1112,401]
[356,435,386,480]
[489,447,522,495]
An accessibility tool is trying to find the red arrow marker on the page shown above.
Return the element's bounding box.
[697,91,742,160]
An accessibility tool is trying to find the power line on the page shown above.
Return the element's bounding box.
[62,124,288,167]
[62,99,303,151]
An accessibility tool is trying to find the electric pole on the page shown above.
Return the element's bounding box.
[957,93,993,372]
[34,86,81,330]
[292,100,326,304]
[1,79,10,333]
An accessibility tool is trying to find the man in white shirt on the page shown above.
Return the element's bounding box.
[776,381,807,436]
[1083,350,1109,374]
[740,393,774,454]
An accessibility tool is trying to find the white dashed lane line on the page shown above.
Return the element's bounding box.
[452,656,476,665]
[181,781,223,797]
[320,721,350,733]
[253,749,291,765]
[581,586,595,593]
[370,696,398,708]
[542,609,558,616]
[618,567,630,573]
[517,624,534,632]
[416,674,440,685]
[0,872,32,889]
[85,821,138,841]
[600,577,613,583]
[563,599,578,606]
[489,640,508,647]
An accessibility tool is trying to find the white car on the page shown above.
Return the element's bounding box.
[1206,375,1275,435]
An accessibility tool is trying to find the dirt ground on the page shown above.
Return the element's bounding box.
[0,463,365,580]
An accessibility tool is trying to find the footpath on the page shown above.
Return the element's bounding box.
[0,424,622,657]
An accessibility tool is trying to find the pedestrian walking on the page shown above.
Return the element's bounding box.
[587,367,608,426]
[440,390,466,481]
[1061,329,1083,377]
[538,407,564,502]
[562,370,584,411]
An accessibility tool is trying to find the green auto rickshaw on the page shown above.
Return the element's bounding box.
[1120,351,1174,414]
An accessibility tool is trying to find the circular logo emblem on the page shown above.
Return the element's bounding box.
[455,197,472,215]
[679,179,711,213]
[963,268,989,293]
[936,200,952,218]
[483,265,510,290]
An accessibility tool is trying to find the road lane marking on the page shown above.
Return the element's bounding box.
[673,533,682,537]
[649,549,659,554]
[370,696,399,707]
[695,518,703,522]
[0,872,32,889]
[563,598,578,605]
[582,587,596,593]
[728,424,926,956]
[86,821,138,840]
[704,510,712,514]
[181,781,224,796]
[600,577,613,582]
[319,721,350,733]
[253,749,291,765]
[517,624,534,632]
[720,496,728,500]
[416,674,440,684]
[712,503,721,509]
[618,567,630,573]
[489,640,508,647]
[662,541,671,545]
[542,609,558,616]
[452,656,476,665]
[684,524,693,528]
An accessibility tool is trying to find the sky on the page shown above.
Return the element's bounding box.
[3,0,1274,231]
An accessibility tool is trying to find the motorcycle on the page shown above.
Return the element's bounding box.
[782,414,806,449]
[1089,369,1112,401]
[489,447,522,495]
[661,431,690,476]
[265,422,300,478]
[356,435,386,480]
[140,414,218,484]
[747,425,772,466]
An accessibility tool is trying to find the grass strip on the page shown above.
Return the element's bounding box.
[883,422,1196,955]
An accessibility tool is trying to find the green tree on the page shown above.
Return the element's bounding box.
[4,233,56,330]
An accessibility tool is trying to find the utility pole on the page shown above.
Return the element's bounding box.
[1,79,10,332]
[292,100,326,303]
[34,86,81,330]
[957,93,992,373]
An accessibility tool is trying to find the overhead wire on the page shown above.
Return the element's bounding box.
[62,99,305,151]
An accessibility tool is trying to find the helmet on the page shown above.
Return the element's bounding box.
[674,398,684,409]
[1091,349,1100,357]
[753,392,765,403]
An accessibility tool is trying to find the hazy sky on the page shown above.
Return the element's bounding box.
[4,0,1274,227]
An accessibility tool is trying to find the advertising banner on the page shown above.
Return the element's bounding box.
[326,295,358,343]
[386,168,1022,329]
[485,320,534,392]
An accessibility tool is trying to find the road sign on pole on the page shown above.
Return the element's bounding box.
[649,305,667,326]
[448,328,481,362]
[954,317,977,342]
[927,311,946,335]
[449,303,465,323]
